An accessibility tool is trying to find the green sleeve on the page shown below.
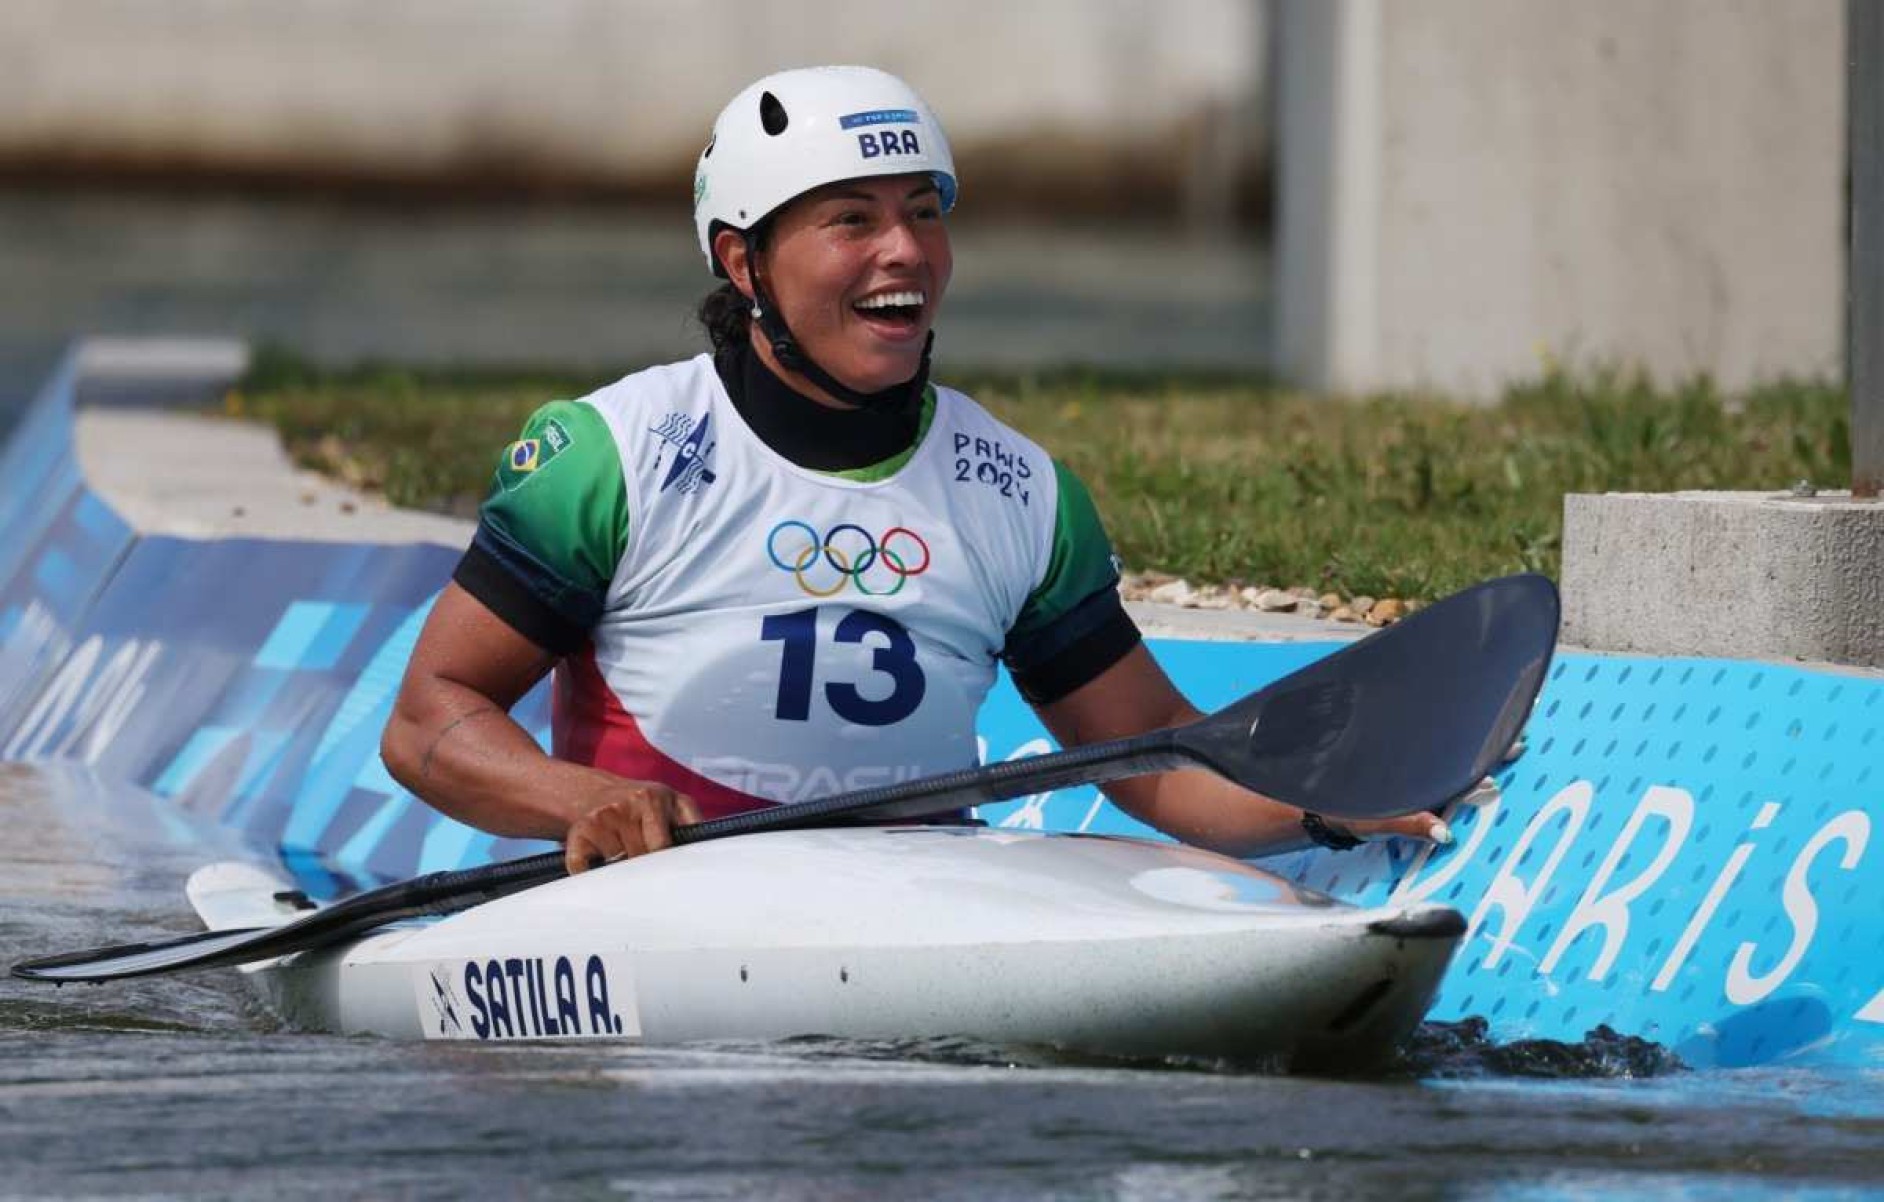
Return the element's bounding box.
[475,400,630,612]
[1009,459,1121,641]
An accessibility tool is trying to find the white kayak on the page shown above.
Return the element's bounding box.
[190,826,1464,1066]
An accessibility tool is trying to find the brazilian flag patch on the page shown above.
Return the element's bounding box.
[498,417,572,491]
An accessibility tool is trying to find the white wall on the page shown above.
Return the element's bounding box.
[1277,0,1844,398]
[0,0,1263,194]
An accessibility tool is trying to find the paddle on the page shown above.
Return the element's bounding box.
[13,572,1558,984]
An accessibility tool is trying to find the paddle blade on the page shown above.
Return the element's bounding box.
[1177,573,1558,820]
[1244,681,1356,759]
[14,926,274,982]
[11,850,570,983]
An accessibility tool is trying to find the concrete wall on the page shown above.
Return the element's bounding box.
[1276,0,1845,398]
[0,0,1263,216]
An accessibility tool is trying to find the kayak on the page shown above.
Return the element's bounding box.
[190,826,1464,1067]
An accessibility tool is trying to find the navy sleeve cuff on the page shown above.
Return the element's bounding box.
[453,537,589,656]
[1003,589,1142,706]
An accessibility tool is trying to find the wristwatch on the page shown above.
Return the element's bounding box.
[1300,811,1363,851]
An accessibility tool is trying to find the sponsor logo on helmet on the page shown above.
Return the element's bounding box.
[838,108,922,130]
[858,130,922,160]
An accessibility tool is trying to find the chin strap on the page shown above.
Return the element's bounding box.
[744,232,931,413]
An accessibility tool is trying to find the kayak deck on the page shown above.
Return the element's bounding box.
[193,827,1464,1067]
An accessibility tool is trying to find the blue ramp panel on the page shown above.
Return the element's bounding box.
[13,534,554,891]
[977,645,1884,1068]
[0,488,134,744]
[0,356,136,743]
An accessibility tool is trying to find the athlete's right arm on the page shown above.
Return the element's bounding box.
[380,399,700,872]
[379,583,701,874]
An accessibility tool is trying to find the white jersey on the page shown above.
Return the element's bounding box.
[487,355,1067,816]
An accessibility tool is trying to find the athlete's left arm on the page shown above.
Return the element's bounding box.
[1031,644,1448,858]
[1008,458,1442,856]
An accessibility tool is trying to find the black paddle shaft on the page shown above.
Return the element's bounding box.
[676,727,1186,841]
[12,573,1559,983]
[9,731,1194,982]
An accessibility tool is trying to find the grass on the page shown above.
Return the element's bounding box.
[231,347,1850,602]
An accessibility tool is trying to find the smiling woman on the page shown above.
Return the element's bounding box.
[691,68,957,408]
[377,65,1452,877]
[710,174,951,400]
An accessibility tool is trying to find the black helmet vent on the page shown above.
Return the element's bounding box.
[759,91,789,136]
[702,135,715,158]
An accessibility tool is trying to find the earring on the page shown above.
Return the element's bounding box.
[750,302,763,320]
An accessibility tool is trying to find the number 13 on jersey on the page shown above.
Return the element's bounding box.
[759,606,926,727]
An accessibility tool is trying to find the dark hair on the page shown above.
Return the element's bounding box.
[696,282,752,354]
[694,220,772,353]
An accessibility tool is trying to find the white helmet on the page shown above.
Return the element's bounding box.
[693,66,958,276]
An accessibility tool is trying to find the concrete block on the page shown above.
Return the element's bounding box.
[77,406,476,547]
[70,338,475,549]
[1562,491,1884,666]
[1276,0,1844,399]
[73,336,250,409]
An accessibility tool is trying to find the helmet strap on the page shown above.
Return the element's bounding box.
[742,231,932,414]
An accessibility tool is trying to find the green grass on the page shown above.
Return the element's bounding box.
[232,348,1850,602]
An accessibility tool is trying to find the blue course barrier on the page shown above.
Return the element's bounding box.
[4,347,1882,1067]
[978,649,1884,1068]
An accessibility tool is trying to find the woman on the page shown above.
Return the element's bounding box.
[381,66,1447,874]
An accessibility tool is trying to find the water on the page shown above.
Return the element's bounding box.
[0,185,1271,381]
[5,765,1884,1200]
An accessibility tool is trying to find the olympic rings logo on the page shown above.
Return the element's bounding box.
[766,520,932,596]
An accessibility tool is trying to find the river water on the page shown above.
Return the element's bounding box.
[5,765,1884,1200]
[4,187,1884,1199]
[0,185,1270,394]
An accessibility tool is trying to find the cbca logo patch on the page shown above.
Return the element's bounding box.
[649,411,718,495]
[498,417,572,491]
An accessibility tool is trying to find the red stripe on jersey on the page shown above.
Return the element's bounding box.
[553,644,774,820]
